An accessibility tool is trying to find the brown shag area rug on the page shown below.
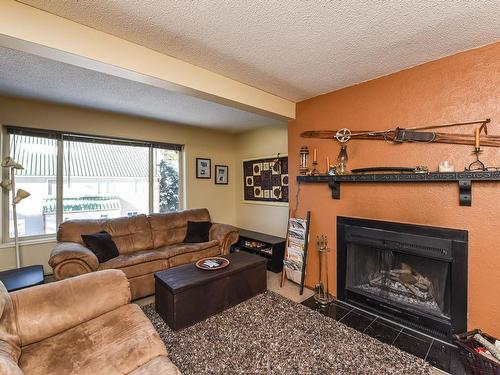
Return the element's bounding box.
[141,291,432,374]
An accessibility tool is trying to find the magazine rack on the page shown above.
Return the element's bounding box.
[280,210,311,295]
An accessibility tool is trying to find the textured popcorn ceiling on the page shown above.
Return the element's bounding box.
[19,0,500,101]
[0,47,284,131]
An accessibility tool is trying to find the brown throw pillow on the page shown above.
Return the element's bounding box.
[184,221,212,243]
[81,231,119,263]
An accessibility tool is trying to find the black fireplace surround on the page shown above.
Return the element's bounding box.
[337,217,467,340]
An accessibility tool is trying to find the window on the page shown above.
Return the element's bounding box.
[6,135,58,237]
[3,127,183,241]
[63,140,149,221]
[154,148,180,213]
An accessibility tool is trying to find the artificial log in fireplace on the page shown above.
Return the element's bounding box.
[337,217,467,340]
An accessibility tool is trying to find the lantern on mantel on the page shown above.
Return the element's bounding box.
[336,145,349,175]
[299,146,310,175]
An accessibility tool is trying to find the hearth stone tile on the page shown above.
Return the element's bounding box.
[425,340,453,373]
[301,296,318,309]
[301,298,458,372]
[301,297,352,321]
[400,327,435,342]
[339,310,376,332]
[372,316,405,331]
[363,318,402,345]
[393,331,433,359]
[324,302,352,320]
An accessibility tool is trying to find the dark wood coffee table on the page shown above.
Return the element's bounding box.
[154,252,266,331]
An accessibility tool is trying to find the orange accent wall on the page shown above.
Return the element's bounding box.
[288,42,500,335]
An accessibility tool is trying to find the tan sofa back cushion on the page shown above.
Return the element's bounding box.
[148,208,211,248]
[0,282,22,375]
[58,214,154,255]
[11,270,131,347]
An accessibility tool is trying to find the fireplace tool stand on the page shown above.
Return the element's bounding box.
[314,235,333,306]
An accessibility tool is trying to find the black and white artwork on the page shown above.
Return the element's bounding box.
[215,165,228,185]
[196,158,211,179]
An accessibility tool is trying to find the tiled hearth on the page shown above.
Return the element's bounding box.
[302,297,465,374]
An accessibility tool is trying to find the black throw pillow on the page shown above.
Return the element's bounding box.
[81,231,119,263]
[184,221,212,243]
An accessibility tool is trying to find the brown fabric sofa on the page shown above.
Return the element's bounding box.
[0,270,180,375]
[49,208,239,300]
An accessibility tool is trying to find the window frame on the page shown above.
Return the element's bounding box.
[2,126,184,243]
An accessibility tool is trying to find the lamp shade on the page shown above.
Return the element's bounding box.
[1,156,23,170]
[13,189,30,204]
[0,179,12,191]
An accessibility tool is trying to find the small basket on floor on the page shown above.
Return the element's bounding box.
[453,329,500,375]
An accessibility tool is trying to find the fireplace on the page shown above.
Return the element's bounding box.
[337,217,467,340]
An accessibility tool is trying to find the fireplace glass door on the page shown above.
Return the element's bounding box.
[346,243,451,319]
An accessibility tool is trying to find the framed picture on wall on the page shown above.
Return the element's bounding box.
[215,165,228,185]
[243,155,288,204]
[196,158,211,179]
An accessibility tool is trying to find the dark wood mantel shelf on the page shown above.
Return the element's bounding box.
[297,171,500,206]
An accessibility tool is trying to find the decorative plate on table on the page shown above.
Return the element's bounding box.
[195,257,230,270]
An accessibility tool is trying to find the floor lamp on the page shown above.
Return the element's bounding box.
[2,156,30,269]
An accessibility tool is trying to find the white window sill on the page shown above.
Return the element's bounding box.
[0,236,57,249]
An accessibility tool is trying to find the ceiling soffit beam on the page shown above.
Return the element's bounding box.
[0,0,295,120]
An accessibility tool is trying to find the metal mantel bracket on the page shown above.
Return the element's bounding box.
[458,180,472,206]
[327,179,473,206]
[328,180,340,200]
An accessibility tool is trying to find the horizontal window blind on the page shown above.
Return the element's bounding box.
[5,125,183,151]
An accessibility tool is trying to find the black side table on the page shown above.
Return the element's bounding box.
[0,265,44,292]
[232,228,286,273]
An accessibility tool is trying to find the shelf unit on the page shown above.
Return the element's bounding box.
[232,228,286,273]
[297,170,500,206]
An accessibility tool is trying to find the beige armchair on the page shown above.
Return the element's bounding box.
[0,270,180,375]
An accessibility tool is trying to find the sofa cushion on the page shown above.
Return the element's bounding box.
[156,240,219,259]
[184,221,212,243]
[19,304,167,375]
[100,258,169,279]
[148,208,211,248]
[0,282,22,375]
[81,231,119,263]
[98,241,218,279]
[99,249,169,270]
[58,215,154,255]
[168,243,221,268]
[128,356,180,375]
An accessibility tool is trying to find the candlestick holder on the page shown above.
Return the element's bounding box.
[311,160,320,176]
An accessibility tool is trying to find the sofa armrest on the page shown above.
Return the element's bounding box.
[209,223,239,255]
[49,242,99,280]
[11,270,131,347]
